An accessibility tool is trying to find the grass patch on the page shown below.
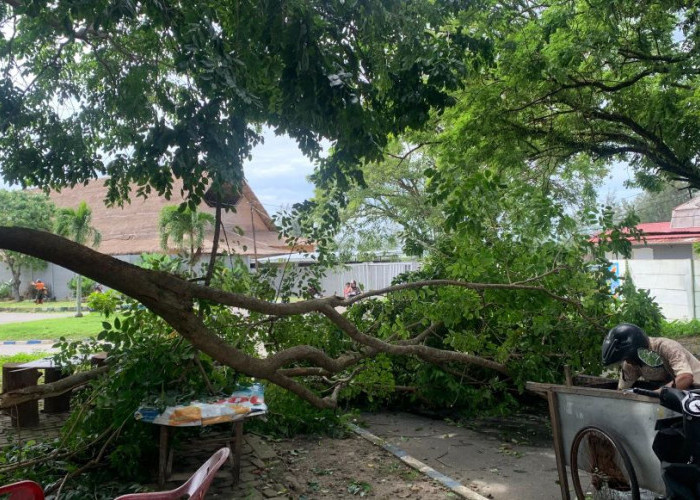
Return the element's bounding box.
[0,300,76,310]
[0,314,107,341]
[660,319,700,339]
[0,352,50,386]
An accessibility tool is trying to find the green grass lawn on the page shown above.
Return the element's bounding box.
[0,300,77,310]
[0,314,107,341]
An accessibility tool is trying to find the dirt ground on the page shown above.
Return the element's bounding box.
[267,433,460,499]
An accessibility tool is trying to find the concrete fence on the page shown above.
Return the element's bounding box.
[1,258,421,302]
[318,261,421,297]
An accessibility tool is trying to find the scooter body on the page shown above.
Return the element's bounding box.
[634,387,700,499]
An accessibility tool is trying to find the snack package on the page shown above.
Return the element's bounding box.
[134,383,267,426]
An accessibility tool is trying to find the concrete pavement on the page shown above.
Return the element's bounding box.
[360,410,561,499]
[0,312,74,325]
[0,342,56,355]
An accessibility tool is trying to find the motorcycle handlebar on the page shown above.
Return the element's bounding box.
[631,387,660,398]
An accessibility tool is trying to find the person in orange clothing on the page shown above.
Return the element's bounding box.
[33,280,46,304]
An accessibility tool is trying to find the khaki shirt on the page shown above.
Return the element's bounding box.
[618,337,700,389]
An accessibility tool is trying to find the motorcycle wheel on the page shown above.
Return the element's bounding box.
[570,426,640,500]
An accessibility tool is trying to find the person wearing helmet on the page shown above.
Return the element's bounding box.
[602,323,700,391]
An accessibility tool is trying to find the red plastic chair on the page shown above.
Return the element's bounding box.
[115,447,230,500]
[0,480,45,500]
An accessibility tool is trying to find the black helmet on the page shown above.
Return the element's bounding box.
[602,323,649,366]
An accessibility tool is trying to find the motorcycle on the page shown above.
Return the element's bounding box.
[632,385,700,499]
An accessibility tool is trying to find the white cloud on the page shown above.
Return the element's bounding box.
[244,128,319,214]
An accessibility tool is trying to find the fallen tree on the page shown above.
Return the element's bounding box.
[0,226,592,409]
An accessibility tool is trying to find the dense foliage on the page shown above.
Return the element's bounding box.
[0,0,689,492]
[441,0,700,191]
[0,190,54,299]
[0,0,474,212]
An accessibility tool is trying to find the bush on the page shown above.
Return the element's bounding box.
[613,270,664,332]
[67,276,97,298]
[0,280,11,299]
[660,319,700,338]
[86,289,121,316]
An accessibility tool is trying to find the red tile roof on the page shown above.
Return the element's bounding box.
[592,221,700,245]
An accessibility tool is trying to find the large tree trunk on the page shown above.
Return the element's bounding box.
[6,254,23,301]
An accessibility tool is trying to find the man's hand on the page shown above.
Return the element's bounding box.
[666,373,694,391]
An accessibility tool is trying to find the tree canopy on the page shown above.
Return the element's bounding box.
[617,182,695,223]
[438,0,700,192]
[0,0,474,208]
[0,189,53,299]
[0,0,670,411]
[0,2,671,491]
[330,141,444,258]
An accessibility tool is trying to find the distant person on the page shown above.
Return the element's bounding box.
[93,283,104,293]
[347,280,360,298]
[343,282,352,299]
[33,280,47,304]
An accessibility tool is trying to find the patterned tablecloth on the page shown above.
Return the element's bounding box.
[134,383,267,427]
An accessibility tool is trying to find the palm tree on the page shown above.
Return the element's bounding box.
[54,201,101,317]
[158,205,216,273]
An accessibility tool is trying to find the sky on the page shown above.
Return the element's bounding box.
[0,129,643,215]
[244,131,647,217]
[243,129,318,216]
[597,161,644,206]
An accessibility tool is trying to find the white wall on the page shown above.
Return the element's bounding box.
[318,262,421,297]
[618,259,700,320]
[0,253,253,300]
[0,262,74,300]
[1,254,410,302]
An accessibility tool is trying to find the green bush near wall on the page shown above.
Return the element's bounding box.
[660,319,700,338]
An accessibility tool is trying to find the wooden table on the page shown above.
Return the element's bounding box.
[16,358,73,413]
[154,412,265,487]
[2,358,69,427]
[2,353,105,428]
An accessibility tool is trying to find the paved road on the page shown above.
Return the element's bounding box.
[0,343,56,355]
[0,312,73,325]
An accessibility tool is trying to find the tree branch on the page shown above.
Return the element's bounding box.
[0,227,598,407]
[0,366,109,409]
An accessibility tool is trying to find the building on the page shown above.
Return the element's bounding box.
[597,197,700,319]
[1,177,308,299]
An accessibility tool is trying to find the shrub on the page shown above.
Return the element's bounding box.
[86,289,121,316]
[67,276,97,298]
[660,319,700,338]
[613,270,664,332]
[0,280,11,299]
